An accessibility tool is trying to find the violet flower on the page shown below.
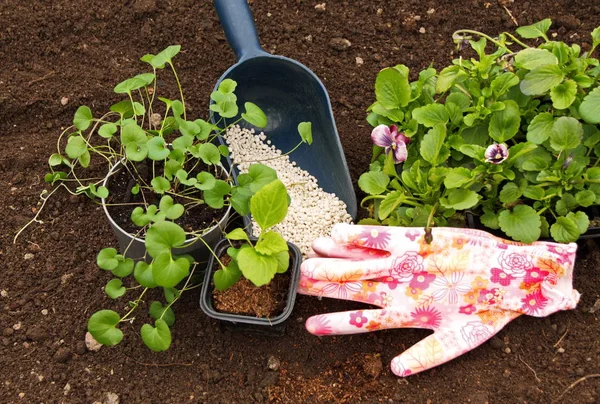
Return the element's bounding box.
[371,124,410,164]
[484,143,509,164]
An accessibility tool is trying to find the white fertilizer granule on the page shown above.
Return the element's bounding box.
[225,125,353,255]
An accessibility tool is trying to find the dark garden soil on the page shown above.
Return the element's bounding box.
[1,0,600,403]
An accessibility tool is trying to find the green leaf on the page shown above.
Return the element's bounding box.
[420,124,448,166]
[203,180,231,209]
[218,145,229,157]
[515,18,551,40]
[114,77,147,94]
[98,123,117,139]
[567,211,590,234]
[523,186,545,200]
[488,100,520,143]
[141,319,172,352]
[372,103,405,122]
[491,72,520,97]
[73,106,93,130]
[440,189,480,210]
[443,167,473,189]
[375,68,410,109]
[412,104,449,128]
[481,210,499,229]
[550,116,583,152]
[87,310,123,347]
[358,171,389,195]
[459,144,486,161]
[196,143,221,165]
[556,194,578,216]
[152,253,190,288]
[575,190,596,207]
[520,65,565,96]
[378,191,404,220]
[436,65,467,93]
[498,205,541,243]
[298,121,313,145]
[226,228,251,243]
[65,135,87,160]
[499,182,522,204]
[195,172,216,191]
[97,248,119,271]
[151,45,181,68]
[550,216,581,243]
[514,48,558,70]
[526,112,554,144]
[274,250,290,273]
[592,26,600,48]
[579,87,600,124]
[151,176,171,194]
[121,123,148,161]
[218,78,237,93]
[134,261,158,288]
[550,79,577,110]
[111,257,134,278]
[251,179,288,230]
[237,248,278,287]
[446,93,471,111]
[255,231,288,255]
[149,301,175,327]
[147,137,170,160]
[214,260,242,291]
[247,164,278,193]
[241,102,268,128]
[105,279,126,299]
[145,221,186,258]
[159,195,184,220]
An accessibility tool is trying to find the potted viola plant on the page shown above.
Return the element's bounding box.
[358,19,600,244]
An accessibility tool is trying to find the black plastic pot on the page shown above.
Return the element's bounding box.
[101,161,231,264]
[199,238,302,336]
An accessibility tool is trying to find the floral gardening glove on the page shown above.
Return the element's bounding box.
[298,224,580,377]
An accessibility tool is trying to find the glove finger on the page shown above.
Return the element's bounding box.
[297,277,395,307]
[312,237,391,259]
[301,255,395,281]
[390,311,522,377]
[305,308,414,336]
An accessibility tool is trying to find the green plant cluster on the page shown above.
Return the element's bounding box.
[359,19,600,244]
[27,45,312,352]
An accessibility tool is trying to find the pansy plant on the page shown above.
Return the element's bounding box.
[359,20,600,243]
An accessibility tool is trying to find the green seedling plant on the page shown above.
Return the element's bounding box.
[359,19,600,243]
[213,178,291,291]
[15,44,302,352]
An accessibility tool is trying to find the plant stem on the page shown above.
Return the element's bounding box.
[13,186,63,243]
[168,62,186,120]
[120,287,148,322]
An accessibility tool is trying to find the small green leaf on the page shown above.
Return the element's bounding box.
[97,248,119,271]
[550,116,583,152]
[251,179,289,230]
[147,137,170,160]
[488,100,520,143]
[274,250,290,273]
[567,211,590,234]
[121,123,148,161]
[241,102,268,128]
[195,172,216,191]
[412,104,449,128]
[255,231,288,255]
[440,189,480,210]
[149,301,175,326]
[203,180,231,209]
[87,310,123,347]
[145,222,186,258]
[65,135,87,159]
[499,182,522,204]
[443,167,473,189]
[111,257,134,278]
[98,123,117,139]
[420,124,448,166]
[105,279,126,299]
[298,121,313,145]
[523,186,545,200]
[151,176,171,194]
[481,210,499,229]
[159,195,184,220]
[375,68,410,109]
[435,65,467,93]
[214,260,242,291]
[134,261,158,288]
[550,79,577,110]
[152,253,190,288]
[579,87,600,124]
[520,65,565,96]
[358,171,390,195]
[73,106,93,130]
[515,18,552,40]
[550,216,581,243]
[197,143,221,165]
[246,164,278,193]
[514,48,558,70]
[237,248,278,287]
[218,78,237,93]
[378,191,404,220]
[141,319,172,352]
[575,190,596,207]
[226,228,251,243]
[498,205,541,243]
[151,45,181,69]
[526,112,554,144]
[218,145,229,157]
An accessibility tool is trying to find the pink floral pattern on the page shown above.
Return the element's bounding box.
[297,224,580,378]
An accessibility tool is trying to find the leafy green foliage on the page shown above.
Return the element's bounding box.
[358,20,600,242]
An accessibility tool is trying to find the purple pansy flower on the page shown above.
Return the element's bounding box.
[484,143,509,164]
[371,124,410,164]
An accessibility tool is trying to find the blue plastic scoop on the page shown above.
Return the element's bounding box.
[213,0,357,219]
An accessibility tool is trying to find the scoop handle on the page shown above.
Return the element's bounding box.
[214,0,266,61]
